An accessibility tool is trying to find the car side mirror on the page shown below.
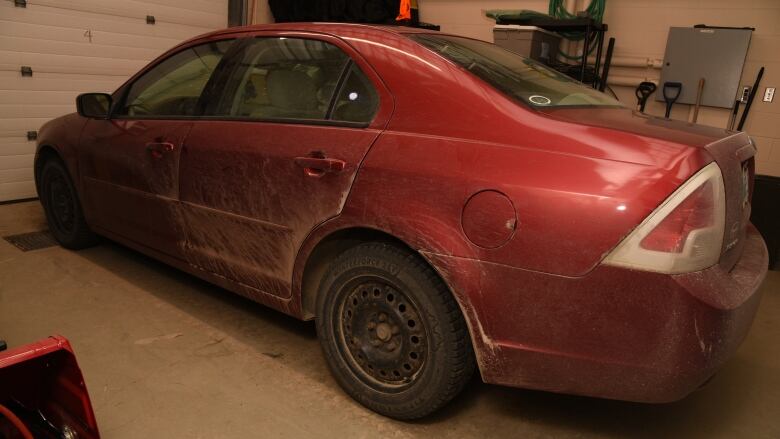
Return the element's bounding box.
[76,93,112,119]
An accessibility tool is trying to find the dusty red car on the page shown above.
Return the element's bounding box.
[35,23,768,419]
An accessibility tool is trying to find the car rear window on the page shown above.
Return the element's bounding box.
[409,34,623,109]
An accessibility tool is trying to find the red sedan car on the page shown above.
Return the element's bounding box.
[35,23,768,419]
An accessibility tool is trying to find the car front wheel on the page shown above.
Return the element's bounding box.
[39,159,97,249]
[316,242,475,420]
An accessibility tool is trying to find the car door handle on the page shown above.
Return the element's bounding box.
[145,142,175,159]
[294,157,346,175]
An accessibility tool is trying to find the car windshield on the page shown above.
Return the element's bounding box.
[410,34,623,109]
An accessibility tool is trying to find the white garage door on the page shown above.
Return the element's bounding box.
[0,0,228,202]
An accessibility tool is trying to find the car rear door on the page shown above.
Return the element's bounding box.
[178,33,392,297]
[78,39,236,259]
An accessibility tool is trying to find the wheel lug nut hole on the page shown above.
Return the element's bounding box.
[410,352,418,360]
[361,290,368,298]
[403,363,411,371]
[373,288,381,297]
[379,370,386,376]
[407,319,415,328]
[398,304,406,312]
[393,370,400,377]
[352,298,358,305]
[387,293,394,302]
[411,336,419,344]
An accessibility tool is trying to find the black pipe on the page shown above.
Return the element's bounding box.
[593,32,603,89]
[727,99,740,130]
[580,23,591,82]
[599,37,615,92]
[737,67,764,131]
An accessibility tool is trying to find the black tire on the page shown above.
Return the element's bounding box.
[39,158,97,249]
[316,242,475,420]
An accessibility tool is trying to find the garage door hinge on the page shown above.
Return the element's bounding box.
[27,131,38,141]
[20,66,32,77]
[146,15,156,24]
[14,0,27,8]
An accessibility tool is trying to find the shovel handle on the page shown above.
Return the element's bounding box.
[663,82,682,118]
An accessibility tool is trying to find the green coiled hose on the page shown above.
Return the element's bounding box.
[550,0,606,59]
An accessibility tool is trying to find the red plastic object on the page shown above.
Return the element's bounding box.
[0,336,100,439]
[0,404,33,439]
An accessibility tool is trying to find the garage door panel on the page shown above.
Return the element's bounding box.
[0,181,36,201]
[0,50,146,76]
[0,71,124,93]
[0,118,55,135]
[132,0,228,16]
[0,168,34,184]
[0,139,36,157]
[0,37,161,63]
[0,104,73,120]
[1,0,226,201]
[0,154,35,171]
[0,35,161,61]
[32,0,226,29]
[0,2,214,41]
[0,90,78,106]
[0,21,183,52]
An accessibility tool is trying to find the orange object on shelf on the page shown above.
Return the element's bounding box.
[396,0,411,21]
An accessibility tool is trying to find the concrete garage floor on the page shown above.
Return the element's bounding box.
[1,201,778,439]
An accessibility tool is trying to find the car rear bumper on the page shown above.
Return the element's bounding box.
[425,223,768,403]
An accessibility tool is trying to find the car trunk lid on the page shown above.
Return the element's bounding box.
[541,107,756,270]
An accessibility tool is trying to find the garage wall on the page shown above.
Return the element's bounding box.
[0,0,228,202]
[418,0,780,177]
[252,0,274,25]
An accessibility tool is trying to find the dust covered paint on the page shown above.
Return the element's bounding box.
[35,23,768,405]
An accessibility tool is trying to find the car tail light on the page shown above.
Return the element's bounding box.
[604,162,726,274]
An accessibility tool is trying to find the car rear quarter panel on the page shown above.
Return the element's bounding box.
[333,29,711,276]
[295,27,715,375]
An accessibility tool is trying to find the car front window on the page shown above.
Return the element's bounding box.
[410,34,622,109]
[119,40,234,117]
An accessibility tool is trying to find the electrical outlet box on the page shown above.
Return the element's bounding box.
[740,86,751,103]
[764,87,775,103]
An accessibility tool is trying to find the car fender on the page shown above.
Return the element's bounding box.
[35,113,89,194]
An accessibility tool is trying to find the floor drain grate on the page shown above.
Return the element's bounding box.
[3,230,57,252]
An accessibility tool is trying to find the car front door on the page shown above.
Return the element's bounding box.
[178,34,391,297]
[79,39,235,259]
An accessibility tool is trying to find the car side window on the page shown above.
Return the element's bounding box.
[118,40,234,117]
[330,63,379,123]
[212,37,376,123]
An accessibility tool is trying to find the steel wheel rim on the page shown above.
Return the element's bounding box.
[335,276,428,392]
[47,172,75,235]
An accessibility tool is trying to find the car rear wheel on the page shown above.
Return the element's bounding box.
[316,242,475,419]
[40,159,97,249]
